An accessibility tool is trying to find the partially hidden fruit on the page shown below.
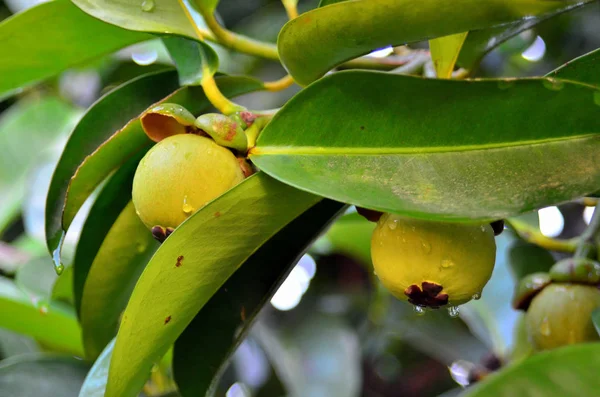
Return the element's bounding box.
[526,284,600,351]
[132,134,245,230]
[371,213,496,308]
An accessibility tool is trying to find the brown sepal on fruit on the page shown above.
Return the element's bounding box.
[238,158,255,178]
[405,281,449,308]
[356,206,383,222]
[151,225,174,243]
[490,220,505,236]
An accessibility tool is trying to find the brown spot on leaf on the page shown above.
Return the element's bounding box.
[225,123,237,141]
[164,316,171,325]
[404,281,449,308]
[214,211,221,218]
[360,126,365,130]
[176,255,184,267]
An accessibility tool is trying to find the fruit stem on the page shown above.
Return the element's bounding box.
[264,74,295,91]
[200,75,246,115]
[245,116,272,148]
[281,0,299,19]
[575,201,600,259]
[507,218,578,253]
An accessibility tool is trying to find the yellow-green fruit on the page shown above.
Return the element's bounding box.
[132,134,244,230]
[526,284,600,351]
[371,213,496,307]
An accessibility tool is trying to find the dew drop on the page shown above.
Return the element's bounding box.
[141,0,155,12]
[480,225,486,232]
[447,306,460,318]
[39,303,49,315]
[441,259,454,269]
[543,78,564,91]
[594,91,600,107]
[52,233,66,275]
[472,292,481,300]
[540,317,551,336]
[182,195,194,215]
[131,49,158,66]
[420,239,431,254]
[413,306,425,315]
[388,219,398,230]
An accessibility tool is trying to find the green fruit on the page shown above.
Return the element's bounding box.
[132,134,245,230]
[526,284,600,351]
[550,257,600,284]
[370,213,496,308]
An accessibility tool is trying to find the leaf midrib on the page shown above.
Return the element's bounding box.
[252,134,597,156]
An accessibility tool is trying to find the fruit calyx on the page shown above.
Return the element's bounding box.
[405,281,449,308]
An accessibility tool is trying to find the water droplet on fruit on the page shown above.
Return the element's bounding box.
[388,219,398,230]
[543,78,564,91]
[141,0,155,12]
[420,240,431,254]
[413,306,425,315]
[472,292,481,300]
[131,49,158,66]
[447,306,460,318]
[480,225,486,232]
[441,259,454,269]
[182,195,194,215]
[373,270,377,276]
[540,317,551,336]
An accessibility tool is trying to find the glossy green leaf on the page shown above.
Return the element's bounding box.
[430,32,468,78]
[0,354,89,396]
[81,202,158,359]
[252,71,600,221]
[45,70,180,259]
[51,266,75,305]
[71,0,205,40]
[106,173,320,397]
[550,47,600,88]
[0,277,83,356]
[72,156,140,317]
[79,339,115,397]
[0,0,150,99]
[593,308,600,337]
[163,37,219,86]
[173,199,345,396]
[466,343,600,396]
[278,0,592,85]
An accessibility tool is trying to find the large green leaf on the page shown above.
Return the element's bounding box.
[71,0,205,40]
[0,0,150,99]
[251,71,600,221]
[550,47,600,88]
[106,173,321,397]
[278,0,591,85]
[72,156,140,317]
[0,354,89,397]
[81,202,158,359]
[466,343,600,396]
[0,277,83,355]
[173,199,345,396]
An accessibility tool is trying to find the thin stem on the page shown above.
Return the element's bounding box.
[264,74,295,91]
[507,219,578,253]
[575,202,600,258]
[201,75,246,115]
[281,0,299,19]
[202,11,279,61]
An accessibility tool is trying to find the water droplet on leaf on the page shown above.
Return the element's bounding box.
[39,304,49,315]
[413,306,425,315]
[52,233,66,275]
[131,49,158,66]
[141,0,155,12]
[543,78,564,91]
[447,306,460,318]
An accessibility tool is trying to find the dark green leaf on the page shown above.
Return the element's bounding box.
[0,0,150,99]
[105,173,320,397]
[45,70,180,259]
[550,47,600,88]
[0,277,83,356]
[278,0,592,85]
[466,343,600,396]
[163,37,219,86]
[0,354,89,397]
[72,155,141,317]
[71,0,206,40]
[252,72,600,221]
[81,202,158,359]
[173,199,345,396]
